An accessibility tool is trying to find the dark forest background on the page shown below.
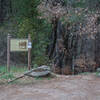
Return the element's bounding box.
[0,0,100,74]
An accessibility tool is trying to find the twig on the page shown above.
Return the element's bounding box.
[8,75,25,83]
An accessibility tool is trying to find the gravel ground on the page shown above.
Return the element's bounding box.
[0,74,100,100]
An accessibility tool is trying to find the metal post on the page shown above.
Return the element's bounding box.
[28,34,31,70]
[7,34,10,72]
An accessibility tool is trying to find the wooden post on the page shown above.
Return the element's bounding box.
[7,34,10,72]
[28,34,31,70]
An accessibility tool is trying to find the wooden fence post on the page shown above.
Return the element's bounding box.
[7,34,10,72]
[28,34,31,70]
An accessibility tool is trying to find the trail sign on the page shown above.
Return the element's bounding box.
[10,39,28,52]
[28,42,32,49]
[7,34,32,72]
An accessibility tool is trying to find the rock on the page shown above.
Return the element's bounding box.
[26,71,50,77]
[38,65,50,71]
[24,65,51,77]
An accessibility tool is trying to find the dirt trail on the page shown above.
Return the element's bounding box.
[0,74,100,100]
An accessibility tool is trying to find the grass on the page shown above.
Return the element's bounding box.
[0,67,7,73]
[0,73,15,80]
[0,66,28,80]
[78,72,91,75]
[0,66,28,73]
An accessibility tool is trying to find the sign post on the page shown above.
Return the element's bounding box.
[7,34,10,72]
[7,34,32,72]
[28,34,32,70]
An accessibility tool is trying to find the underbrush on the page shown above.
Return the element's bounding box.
[0,66,53,85]
[0,66,27,82]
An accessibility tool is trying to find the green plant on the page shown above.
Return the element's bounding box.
[0,73,15,80]
[96,72,100,77]
[0,66,7,73]
[0,66,27,73]
[79,72,90,75]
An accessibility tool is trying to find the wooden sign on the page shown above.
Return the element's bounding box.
[7,34,32,72]
[10,39,28,52]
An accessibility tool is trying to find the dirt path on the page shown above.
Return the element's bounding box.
[0,74,100,100]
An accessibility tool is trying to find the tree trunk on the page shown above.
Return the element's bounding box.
[48,16,75,74]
